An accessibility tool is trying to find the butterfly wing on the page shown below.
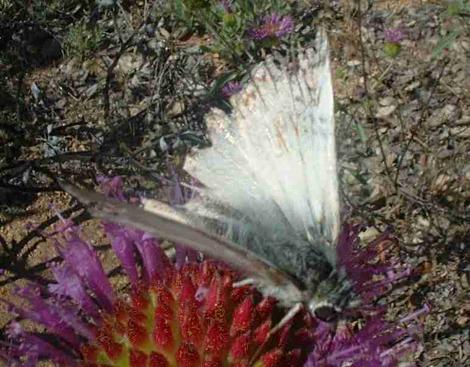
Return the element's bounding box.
[183,30,339,265]
[61,183,304,306]
[61,30,339,306]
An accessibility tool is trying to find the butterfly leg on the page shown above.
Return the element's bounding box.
[249,302,303,366]
[265,302,303,339]
[233,278,256,287]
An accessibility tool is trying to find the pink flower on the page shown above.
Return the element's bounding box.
[384,28,405,43]
[248,13,295,41]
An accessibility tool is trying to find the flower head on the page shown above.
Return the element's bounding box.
[1,179,314,367]
[2,220,313,367]
[384,28,405,44]
[383,28,405,57]
[248,13,295,41]
[1,180,425,367]
[219,0,233,12]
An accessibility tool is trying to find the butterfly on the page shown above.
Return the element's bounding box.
[62,29,358,323]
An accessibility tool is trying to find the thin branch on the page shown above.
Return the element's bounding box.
[393,59,450,187]
[356,0,394,185]
[102,3,158,122]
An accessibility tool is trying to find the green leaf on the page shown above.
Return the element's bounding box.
[432,30,460,59]
[383,42,401,58]
[353,121,368,144]
[447,1,463,16]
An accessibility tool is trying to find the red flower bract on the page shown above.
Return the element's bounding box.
[80,260,313,367]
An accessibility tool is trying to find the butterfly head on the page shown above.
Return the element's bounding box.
[306,269,360,322]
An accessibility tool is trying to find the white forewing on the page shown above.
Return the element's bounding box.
[61,183,304,306]
[184,30,339,262]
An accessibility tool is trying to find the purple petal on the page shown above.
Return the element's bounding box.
[103,222,140,286]
[384,28,405,43]
[221,81,243,98]
[163,173,199,267]
[49,263,100,319]
[97,176,126,200]
[56,222,115,311]
[134,232,170,281]
[248,13,295,40]
[175,245,199,269]
[306,224,424,366]
[4,322,78,367]
[8,286,82,348]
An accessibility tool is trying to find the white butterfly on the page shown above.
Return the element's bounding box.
[62,30,357,322]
